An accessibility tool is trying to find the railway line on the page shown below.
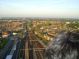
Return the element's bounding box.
[26,31,45,59]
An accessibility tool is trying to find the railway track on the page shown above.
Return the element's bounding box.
[28,31,45,59]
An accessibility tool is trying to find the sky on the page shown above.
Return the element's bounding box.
[0,0,79,18]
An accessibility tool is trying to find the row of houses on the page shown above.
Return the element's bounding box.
[0,21,25,31]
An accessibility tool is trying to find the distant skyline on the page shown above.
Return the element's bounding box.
[0,0,79,18]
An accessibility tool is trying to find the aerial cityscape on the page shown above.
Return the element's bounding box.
[0,0,79,59]
[0,18,79,59]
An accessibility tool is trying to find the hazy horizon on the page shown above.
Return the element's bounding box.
[0,0,79,18]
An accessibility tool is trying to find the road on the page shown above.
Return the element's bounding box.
[5,36,20,59]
